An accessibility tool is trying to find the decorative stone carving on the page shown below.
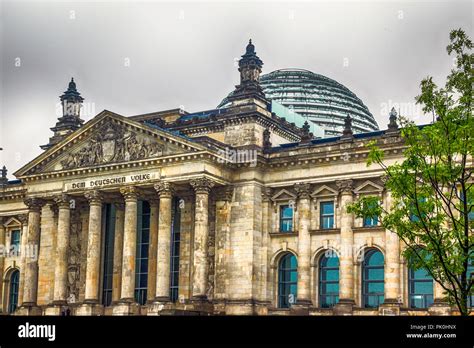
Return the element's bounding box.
[54,193,71,208]
[154,182,174,198]
[60,122,164,170]
[84,190,103,205]
[120,186,139,201]
[23,197,45,212]
[215,185,234,202]
[17,214,28,225]
[336,179,354,194]
[190,177,215,194]
[261,187,273,202]
[294,183,311,199]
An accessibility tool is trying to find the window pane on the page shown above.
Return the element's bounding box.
[278,253,298,308]
[321,202,334,214]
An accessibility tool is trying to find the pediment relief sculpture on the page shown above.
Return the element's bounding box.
[60,122,165,170]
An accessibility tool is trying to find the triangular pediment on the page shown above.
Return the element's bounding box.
[354,181,384,194]
[271,189,297,202]
[15,110,209,177]
[4,217,21,227]
[311,185,338,197]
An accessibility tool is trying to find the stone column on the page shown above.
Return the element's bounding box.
[190,177,215,300]
[112,202,125,304]
[258,187,272,310]
[214,186,233,311]
[153,182,174,302]
[17,214,28,307]
[118,186,139,303]
[382,191,401,314]
[334,180,355,315]
[20,197,44,315]
[147,199,159,303]
[52,194,71,306]
[77,190,103,315]
[293,183,312,312]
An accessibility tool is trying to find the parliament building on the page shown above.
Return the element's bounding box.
[0,41,453,316]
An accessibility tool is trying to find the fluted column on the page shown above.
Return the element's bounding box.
[295,183,312,306]
[384,191,400,303]
[119,186,139,302]
[190,177,215,299]
[52,194,71,305]
[336,180,355,307]
[147,199,159,303]
[154,182,174,301]
[22,197,44,307]
[112,202,125,303]
[83,190,103,303]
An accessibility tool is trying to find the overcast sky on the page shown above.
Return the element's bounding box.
[0,0,472,175]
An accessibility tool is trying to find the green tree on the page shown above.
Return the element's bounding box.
[348,29,473,316]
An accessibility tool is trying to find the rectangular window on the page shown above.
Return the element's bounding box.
[410,197,426,222]
[101,203,116,307]
[363,201,379,227]
[135,200,150,305]
[320,202,334,229]
[10,230,21,251]
[279,205,293,232]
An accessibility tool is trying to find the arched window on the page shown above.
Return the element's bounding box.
[8,270,20,313]
[319,253,339,308]
[278,253,297,308]
[362,249,384,308]
[408,267,434,308]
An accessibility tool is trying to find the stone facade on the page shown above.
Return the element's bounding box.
[0,41,457,316]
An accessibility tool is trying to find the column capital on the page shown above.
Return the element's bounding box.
[215,185,234,202]
[17,214,28,226]
[84,190,103,205]
[294,183,311,199]
[154,182,174,198]
[336,179,353,194]
[261,187,273,202]
[120,186,139,201]
[190,177,215,194]
[54,193,71,209]
[23,197,45,212]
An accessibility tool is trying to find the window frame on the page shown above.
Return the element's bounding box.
[278,253,298,308]
[8,270,20,314]
[362,249,385,308]
[279,204,294,233]
[319,254,340,308]
[320,201,335,230]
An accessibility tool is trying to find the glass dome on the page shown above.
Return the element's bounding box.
[219,68,379,137]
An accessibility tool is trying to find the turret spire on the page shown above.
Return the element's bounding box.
[41,78,85,150]
[227,39,267,106]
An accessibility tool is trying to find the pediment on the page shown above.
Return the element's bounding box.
[311,185,338,197]
[15,110,208,177]
[271,189,297,202]
[354,181,384,194]
[4,217,21,227]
